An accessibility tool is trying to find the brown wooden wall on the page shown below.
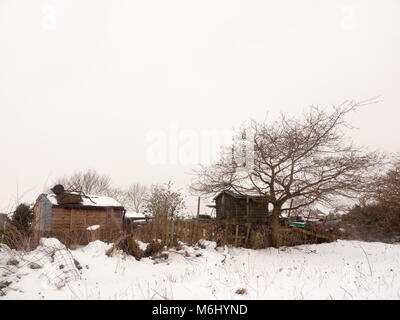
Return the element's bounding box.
[49,207,123,232]
[215,193,269,220]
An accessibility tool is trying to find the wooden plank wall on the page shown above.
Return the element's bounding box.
[50,208,123,232]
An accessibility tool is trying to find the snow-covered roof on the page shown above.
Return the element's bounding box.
[45,193,123,208]
[315,209,327,216]
[87,225,100,231]
[124,211,147,219]
[213,190,267,200]
[304,218,323,222]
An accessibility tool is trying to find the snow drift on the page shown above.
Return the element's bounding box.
[1,238,399,299]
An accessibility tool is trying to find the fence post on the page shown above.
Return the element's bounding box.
[169,221,173,247]
[179,220,184,243]
[191,221,195,245]
[245,223,251,247]
[234,224,239,247]
[164,218,169,247]
[194,219,199,244]
[152,217,157,240]
[188,221,192,243]
[183,221,188,243]
[177,220,181,244]
[168,220,172,248]
[197,196,201,219]
[224,221,228,244]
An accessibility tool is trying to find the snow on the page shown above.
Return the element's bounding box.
[124,212,147,219]
[136,240,149,251]
[87,225,100,231]
[46,193,123,208]
[1,239,400,300]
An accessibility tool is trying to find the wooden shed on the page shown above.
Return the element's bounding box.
[213,190,270,222]
[33,190,125,237]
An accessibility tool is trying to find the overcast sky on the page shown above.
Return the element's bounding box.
[0,0,399,214]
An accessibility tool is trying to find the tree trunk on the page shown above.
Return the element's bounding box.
[270,205,281,248]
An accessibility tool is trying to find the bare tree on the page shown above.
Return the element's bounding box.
[53,171,151,213]
[103,187,129,206]
[145,182,185,219]
[54,169,111,195]
[126,183,148,212]
[191,99,383,247]
[375,158,400,210]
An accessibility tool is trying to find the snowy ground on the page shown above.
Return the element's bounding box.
[1,239,400,300]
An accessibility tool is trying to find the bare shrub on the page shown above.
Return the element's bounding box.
[250,225,272,249]
[130,221,155,243]
[3,222,39,252]
[145,182,185,219]
[109,235,165,260]
[143,240,164,258]
[236,288,248,295]
[117,236,144,260]
[341,204,400,242]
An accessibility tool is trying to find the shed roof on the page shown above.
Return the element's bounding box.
[213,190,267,201]
[44,193,124,209]
[124,211,147,219]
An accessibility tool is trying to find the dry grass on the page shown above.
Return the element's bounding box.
[341,205,400,243]
[2,223,39,252]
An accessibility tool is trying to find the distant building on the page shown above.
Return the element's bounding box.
[212,190,269,221]
[123,211,152,233]
[300,208,327,221]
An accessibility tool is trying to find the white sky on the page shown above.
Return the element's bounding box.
[0,0,399,214]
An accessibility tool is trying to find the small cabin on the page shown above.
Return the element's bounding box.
[213,190,270,222]
[123,211,152,233]
[33,186,125,238]
[300,208,327,222]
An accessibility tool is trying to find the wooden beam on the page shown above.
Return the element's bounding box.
[245,223,251,247]
[234,224,239,247]
[70,209,73,231]
[246,196,249,217]
[221,193,225,218]
[197,196,201,219]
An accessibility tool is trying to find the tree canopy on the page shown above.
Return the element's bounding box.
[191,99,383,246]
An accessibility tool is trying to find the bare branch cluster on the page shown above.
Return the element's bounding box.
[54,169,111,195]
[192,99,383,215]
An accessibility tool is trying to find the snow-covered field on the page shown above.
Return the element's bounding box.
[1,239,400,300]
